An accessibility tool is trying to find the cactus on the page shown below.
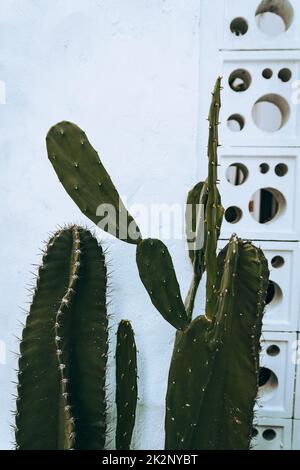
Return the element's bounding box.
[15,226,108,450]
[46,76,270,450]
[115,320,138,450]
[46,122,141,244]
[165,235,269,450]
[204,77,225,320]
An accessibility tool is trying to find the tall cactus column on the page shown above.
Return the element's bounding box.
[16,226,108,450]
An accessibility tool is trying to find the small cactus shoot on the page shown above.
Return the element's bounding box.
[115,320,138,450]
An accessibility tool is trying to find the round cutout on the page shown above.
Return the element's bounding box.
[252,94,289,132]
[249,188,286,224]
[258,367,278,402]
[259,163,270,174]
[278,68,292,82]
[225,206,242,224]
[271,255,284,268]
[255,0,294,36]
[262,68,273,79]
[226,163,248,185]
[227,114,245,132]
[265,280,283,306]
[229,69,252,92]
[230,17,249,36]
[275,163,288,176]
[262,429,277,441]
[248,188,286,224]
[267,344,280,357]
[252,428,259,438]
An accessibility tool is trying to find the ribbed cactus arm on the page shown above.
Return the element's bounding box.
[66,228,108,450]
[204,77,224,320]
[192,238,269,450]
[185,178,223,320]
[192,239,269,450]
[165,236,238,450]
[165,236,269,450]
[46,121,141,244]
[115,320,138,450]
[16,229,75,449]
[16,226,108,450]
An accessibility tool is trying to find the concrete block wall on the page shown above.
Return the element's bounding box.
[199,0,300,450]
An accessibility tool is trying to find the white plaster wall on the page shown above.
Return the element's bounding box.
[0,0,205,449]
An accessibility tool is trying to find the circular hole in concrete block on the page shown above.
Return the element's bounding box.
[255,0,294,36]
[249,188,286,223]
[230,17,249,36]
[258,367,278,402]
[262,68,273,79]
[226,163,248,185]
[262,429,277,441]
[259,163,270,174]
[227,114,245,132]
[225,206,242,224]
[229,69,252,92]
[267,344,280,357]
[252,94,289,132]
[275,163,288,176]
[265,280,283,306]
[252,428,259,438]
[278,67,292,82]
[271,255,285,268]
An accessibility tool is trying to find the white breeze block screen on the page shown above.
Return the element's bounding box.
[219,149,300,241]
[222,0,300,50]
[252,417,292,450]
[256,332,296,418]
[220,51,300,148]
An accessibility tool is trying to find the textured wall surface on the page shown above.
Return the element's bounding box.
[0,0,208,449]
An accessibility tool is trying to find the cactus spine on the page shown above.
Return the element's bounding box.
[115,320,138,450]
[16,226,108,450]
[46,77,270,449]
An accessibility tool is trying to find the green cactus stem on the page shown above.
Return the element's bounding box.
[185,181,207,320]
[136,238,189,330]
[204,77,224,320]
[15,226,108,450]
[46,121,141,244]
[115,320,138,450]
[165,235,269,450]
